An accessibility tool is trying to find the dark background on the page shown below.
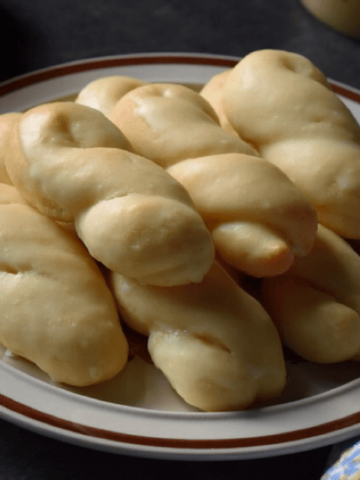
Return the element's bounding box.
[0,0,359,479]
[0,0,359,88]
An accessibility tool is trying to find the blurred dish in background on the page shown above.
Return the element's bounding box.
[300,0,360,39]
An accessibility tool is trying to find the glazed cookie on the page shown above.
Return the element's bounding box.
[0,184,129,386]
[168,153,317,277]
[262,224,360,363]
[110,82,258,166]
[110,83,317,277]
[76,75,147,118]
[5,102,214,286]
[223,49,360,238]
[200,69,238,135]
[110,262,286,412]
[0,112,20,185]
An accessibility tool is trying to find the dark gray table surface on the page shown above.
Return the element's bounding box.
[0,0,359,479]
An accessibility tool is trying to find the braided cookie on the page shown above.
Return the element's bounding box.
[110,83,317,276]
[168,153,317,277]
[109,261,286,412]
[0,182,25,205]
[5,102,214,286]
[0,183,128,386]
[76,75,146,118]
[110,82,258,166]
[200,69,237,135]
[261,224,360,363]
[223,49,360,239]
[0,112,21,185]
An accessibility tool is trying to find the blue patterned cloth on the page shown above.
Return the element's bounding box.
[322,438,360,479]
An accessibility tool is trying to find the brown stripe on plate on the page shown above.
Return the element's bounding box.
[1,393,360,450]
[0,55,238,97]
[0,54,359,105]
[331,83,360,103]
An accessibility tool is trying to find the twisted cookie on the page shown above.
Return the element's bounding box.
[0,183,128,386]
[5,102,214,286]
[223,49,360,239]
[168,153,317,276]
[110,83,317,276]
[76,75,146,118]
[0,182,25,205]
[0,112,20,185]
[200,69,237,135]
[110,262,286,412]
[110,82,258,166]
[262,224,360,363]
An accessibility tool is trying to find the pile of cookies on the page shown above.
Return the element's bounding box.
[1,49,359,412]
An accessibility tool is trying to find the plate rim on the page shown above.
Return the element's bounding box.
[1,51,360,103]
[0,52,240,96]
[1,387,360,461]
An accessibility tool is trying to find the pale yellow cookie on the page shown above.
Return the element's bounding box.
[111,82,317,277]
[5,102,214,287]
[262,224,360,363]
[0,185,128,385]
[110,82,258,167]
[76,75,147,118]
[223,49,360,238]
[168,153,317,277]
[0,112,20,185]
[0,182,25,205]
[200,69,238,136]
[110,262,286,412]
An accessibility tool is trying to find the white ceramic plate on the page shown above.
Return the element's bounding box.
[1,53,360,461]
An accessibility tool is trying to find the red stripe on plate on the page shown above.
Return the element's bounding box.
[1,393,360,450]
[0,55,359,106]
[331,83,360,103]
[0,55,237,97]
